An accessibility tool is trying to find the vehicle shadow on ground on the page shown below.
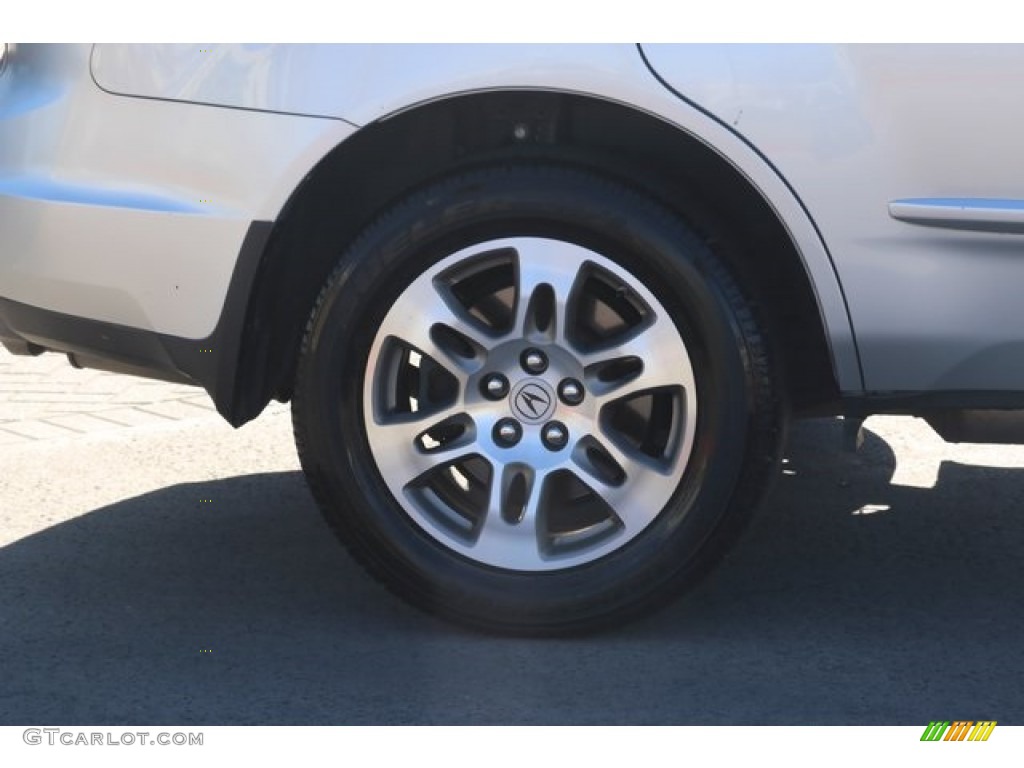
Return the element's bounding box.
[1,419,1022,725]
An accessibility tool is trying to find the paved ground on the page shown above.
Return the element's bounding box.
[3,346,1024,725]
[0,347,287,446]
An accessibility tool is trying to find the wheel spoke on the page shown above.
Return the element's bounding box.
[572,435,669,537]
[376,276,498,377]
[471,465,547,569]
[513,241,585,345]
[369,405,476,484]
[584,315,696,408]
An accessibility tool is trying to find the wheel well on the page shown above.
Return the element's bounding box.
[227,91,839,426]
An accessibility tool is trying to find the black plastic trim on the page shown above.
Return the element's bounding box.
[0,296,196,385]
[198,220,275,425]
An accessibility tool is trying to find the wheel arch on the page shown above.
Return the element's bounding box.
[221,90,850,427]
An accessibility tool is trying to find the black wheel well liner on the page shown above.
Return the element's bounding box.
[222,90,839,427]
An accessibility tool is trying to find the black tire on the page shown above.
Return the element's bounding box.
[292,165,783,635]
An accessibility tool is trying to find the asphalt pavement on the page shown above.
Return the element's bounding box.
[2,346,1024,725]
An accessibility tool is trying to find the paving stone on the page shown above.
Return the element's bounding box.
[2,420,78,440]
[43,413,131,434]
[92,407,176,427]
[134,399,222,421]
[0,347,229,443]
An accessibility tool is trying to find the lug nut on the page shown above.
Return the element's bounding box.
[480,372,510,400]
[493,418,523,448]
[521,348,548,374]
[558,378,585,406]
[541,421,569,451]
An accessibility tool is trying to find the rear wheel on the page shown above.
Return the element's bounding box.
[292,166,783,634]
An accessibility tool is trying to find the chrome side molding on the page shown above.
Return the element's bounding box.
[889,198,1024,233]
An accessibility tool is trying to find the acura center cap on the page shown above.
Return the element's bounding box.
[510,379,556,424]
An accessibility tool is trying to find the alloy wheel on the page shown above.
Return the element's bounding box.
[363,237,698,571]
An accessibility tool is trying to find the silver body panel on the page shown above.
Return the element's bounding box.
[0,45,352,338]
[642,44,1024,392]
[4,43,1024,396]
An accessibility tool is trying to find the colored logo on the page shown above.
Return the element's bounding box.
[920,721,996,742]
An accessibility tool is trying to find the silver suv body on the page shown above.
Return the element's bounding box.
[2,44,1021,633]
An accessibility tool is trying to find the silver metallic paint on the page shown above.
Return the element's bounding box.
[642,43,1024,393]
[85,44,862,391]
[10,44,1018,396]
[0,44,353,338]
